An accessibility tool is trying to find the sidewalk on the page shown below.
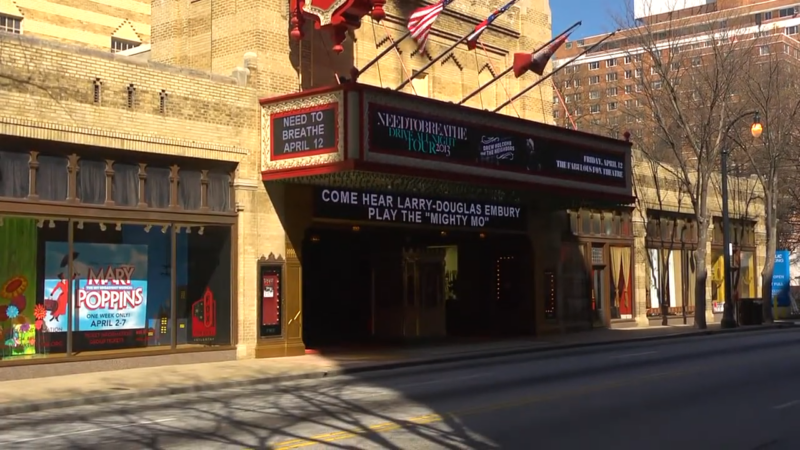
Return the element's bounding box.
[0,322,794,415]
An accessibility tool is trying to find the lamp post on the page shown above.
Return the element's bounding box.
[720,112,763,329]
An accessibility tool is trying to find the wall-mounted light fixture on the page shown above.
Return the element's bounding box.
[198,226,204,235]
[161,225,169,234]
[48,220,55,229]
[115,223,122,231]
[36,219,44,228]
[144,224,152,233]
[99,222,107,231]
[77,220,84,230]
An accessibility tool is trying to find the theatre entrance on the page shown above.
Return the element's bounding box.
[301,225,533,349]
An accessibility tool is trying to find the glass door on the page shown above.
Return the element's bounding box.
[592,267,606,327]
[402,248,446,338]
[590,245,607,327]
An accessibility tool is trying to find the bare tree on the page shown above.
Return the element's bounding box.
[611,2,759,329]
[737,35,800,321]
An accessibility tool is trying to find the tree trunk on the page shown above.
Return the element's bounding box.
[694,227,709,329]
[660,250,669,325]
[761,187,777,324]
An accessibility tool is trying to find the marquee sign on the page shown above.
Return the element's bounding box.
[368,104,627,187]
[313,187,527,231]
[270,103,338,160]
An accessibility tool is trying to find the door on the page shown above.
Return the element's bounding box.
[592,267,607,327]
[402,248,446,338]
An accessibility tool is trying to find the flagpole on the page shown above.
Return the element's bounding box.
[356,30,412,77]
[396,0,518,91]
[458,21,581,105]
[493,30,618,113]
[395,35,468,91]
[459,66,513,104]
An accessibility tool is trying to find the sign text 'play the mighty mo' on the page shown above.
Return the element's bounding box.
[313,188,526,231]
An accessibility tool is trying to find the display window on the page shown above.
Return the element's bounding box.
[0,217,232,361]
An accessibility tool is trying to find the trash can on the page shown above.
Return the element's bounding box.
[737,299,754,325]
[751,300,763,324]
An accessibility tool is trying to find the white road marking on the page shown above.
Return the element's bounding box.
[396,373,490,388]
[611,351,658,359]
[773,400,800,410]
[0,418,177,445]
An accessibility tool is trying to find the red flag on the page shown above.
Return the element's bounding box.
[408,0,454,51]
[513,31,572,78]
[466,0,518,50]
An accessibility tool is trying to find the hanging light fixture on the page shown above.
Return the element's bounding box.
[144,224,152,233]
[77,220,84,230]
[161,225,169,234]
[36,219,44,228]
[48,220,56,229]
[99,222,107,231]
[115,223,122,231]
[198,226,204,235]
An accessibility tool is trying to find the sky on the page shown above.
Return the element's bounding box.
[551,0,631,39]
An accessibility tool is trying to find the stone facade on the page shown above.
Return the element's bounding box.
[631,154,765,326]
[1,0,150,50]
[0,31,280,359]
[149,0,554,122]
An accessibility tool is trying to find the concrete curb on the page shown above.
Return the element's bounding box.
[0,323,794,416]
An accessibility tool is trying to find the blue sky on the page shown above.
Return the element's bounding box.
[551,0,630,38]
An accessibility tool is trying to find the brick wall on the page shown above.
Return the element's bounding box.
[0,31,279,357]
[145,0,556,354]
[8,0,150,51]
[150,0,554,124]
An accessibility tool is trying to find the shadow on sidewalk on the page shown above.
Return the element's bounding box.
[1,323,794,449]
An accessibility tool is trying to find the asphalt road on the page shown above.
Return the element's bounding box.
[3,329,800,449]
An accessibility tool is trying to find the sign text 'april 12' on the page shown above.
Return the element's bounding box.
[271,105,336,157]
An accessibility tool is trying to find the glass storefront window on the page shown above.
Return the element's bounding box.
[737,251,756,298]
[0,217,232,362]
[0,217,50,360]
[0,150,30,198]
[175,225,232,347]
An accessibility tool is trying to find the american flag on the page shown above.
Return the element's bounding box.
[408,0,454,51]
[466,0,519,50]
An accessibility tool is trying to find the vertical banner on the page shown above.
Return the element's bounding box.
[772,250,791,307]
[259,263,282,337]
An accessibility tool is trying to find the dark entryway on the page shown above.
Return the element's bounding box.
[300,225,533,349]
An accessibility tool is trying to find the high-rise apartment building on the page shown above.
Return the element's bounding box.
[552,0,800,139]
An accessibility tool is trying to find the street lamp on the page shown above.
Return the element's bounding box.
[720,111,762,329]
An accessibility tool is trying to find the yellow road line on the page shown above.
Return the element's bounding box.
[272,368,692,449]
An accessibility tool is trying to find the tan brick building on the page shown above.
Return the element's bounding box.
[0,0,150,51]
[0,0,767,376]
[4,0,620,374]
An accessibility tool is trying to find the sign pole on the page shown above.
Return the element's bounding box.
[396,0,521,91]
[356,31,412,78]
[493,30,618,113]
[459,21,581,105]
[395,35,468,91]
